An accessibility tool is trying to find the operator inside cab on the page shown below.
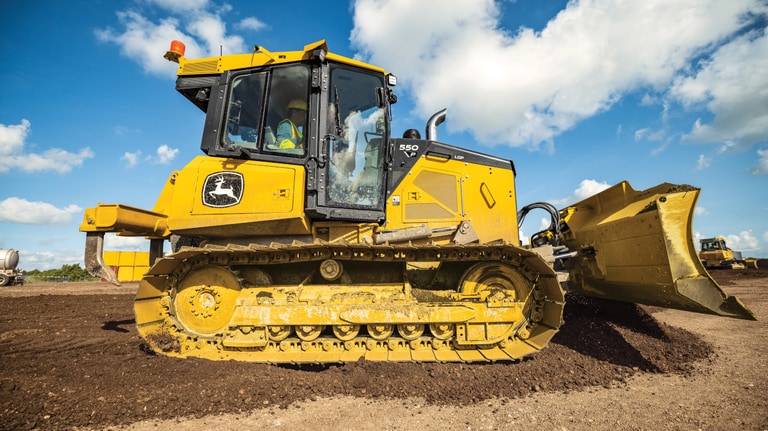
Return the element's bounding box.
[277,99,307,150]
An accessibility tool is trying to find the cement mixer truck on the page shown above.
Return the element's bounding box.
[0,249,25,286]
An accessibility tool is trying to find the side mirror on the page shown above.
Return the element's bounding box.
[377,87,398,107]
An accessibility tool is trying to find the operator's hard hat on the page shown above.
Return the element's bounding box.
[287,99,307,111]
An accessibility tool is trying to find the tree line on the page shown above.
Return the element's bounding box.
[24,263,93,282]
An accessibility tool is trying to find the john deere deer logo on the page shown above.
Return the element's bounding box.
[202,172,243,207]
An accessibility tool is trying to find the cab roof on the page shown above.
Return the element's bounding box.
[169,40,386,76]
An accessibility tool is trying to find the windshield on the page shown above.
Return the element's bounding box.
[702,239,728,251]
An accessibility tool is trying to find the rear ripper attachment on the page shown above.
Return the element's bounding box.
[134,242,565,363]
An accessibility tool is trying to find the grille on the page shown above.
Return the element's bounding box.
[182,60,219,74]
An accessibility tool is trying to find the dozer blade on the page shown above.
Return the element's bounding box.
[559,181,756,320]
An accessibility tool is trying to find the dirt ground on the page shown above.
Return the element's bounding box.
[1,266,766,431]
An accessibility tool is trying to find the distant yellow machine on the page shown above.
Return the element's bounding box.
[699,237,758,269]
[80,40,755,363]
[103,251,150,282]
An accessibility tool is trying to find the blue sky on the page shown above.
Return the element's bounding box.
[1,0,766,270]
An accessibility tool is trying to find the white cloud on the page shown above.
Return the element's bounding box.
[634,128,650,141]
[145,0,210,12]
[95,12,193,77]
[635,127,666,142]
[0,118,29,155]
[95,6,246,78]
[636,125,671,155]
[725,230,759,252]
[751,148,768,175]
[717,140,737,154]
[518,229,529,246]
[0,197,82,225]
[187,12,244,57]
[21,148,96,174]
[696,154,712,170]
[113,125,141,136]
[122,150,142,168]
[640,93,658,106]
[18,250,55,270]
[548,178,613,207]
[649,143,668,156]
[0,120,94,174]
[573,179,611,201]
[236,17,268,32]
[121,145,177,166]
[18,249,84,271]
[352,0,765,149]
[670,26,768,148]
[694,206,709,216]
[105,233,147,250]
[156,144,179,163]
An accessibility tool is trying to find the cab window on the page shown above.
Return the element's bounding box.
[224,72,266,150]
[326,65,387,209]
[222,65,310,157]
[264,65,310,156]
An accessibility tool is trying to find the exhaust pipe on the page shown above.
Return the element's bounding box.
[426,108,447,141]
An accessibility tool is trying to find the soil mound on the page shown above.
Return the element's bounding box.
[0,287,716,430]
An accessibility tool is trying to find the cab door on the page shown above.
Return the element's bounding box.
[307,63,390,222]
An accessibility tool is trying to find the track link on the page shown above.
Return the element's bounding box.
[134,241,565,363]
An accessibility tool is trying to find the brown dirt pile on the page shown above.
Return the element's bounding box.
[0,268,765,430]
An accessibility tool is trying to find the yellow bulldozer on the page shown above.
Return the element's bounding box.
[699,237,758,269]
[80,40,755,363]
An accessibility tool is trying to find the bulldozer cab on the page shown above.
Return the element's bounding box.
[700,237,727,252]
[185,55,392,224]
